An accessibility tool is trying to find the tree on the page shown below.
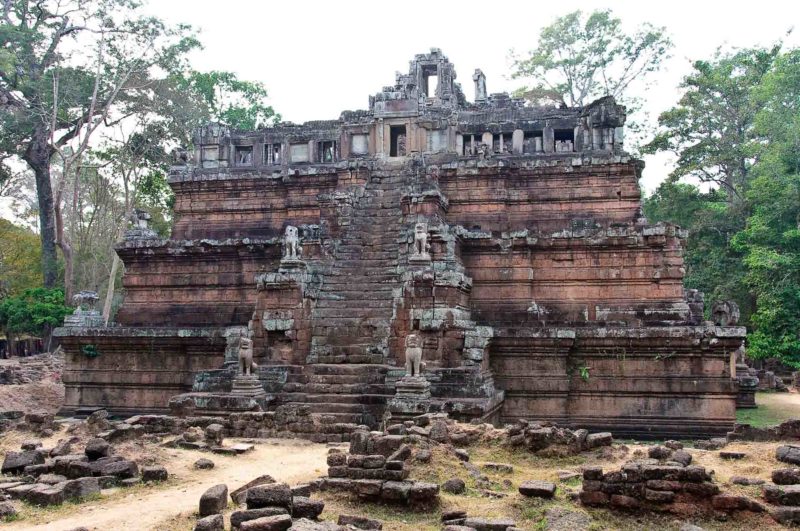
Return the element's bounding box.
[0,287,70,351]
[510,9,671,110]
[0,217,42,297]
[643,46,781,204]
[644,181,753,321]
[0,0,201,295]
[731,49,800,367]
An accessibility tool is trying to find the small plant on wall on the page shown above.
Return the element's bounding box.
[81,344,100,359]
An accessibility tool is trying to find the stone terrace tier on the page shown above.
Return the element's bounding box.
[56,49,743,438]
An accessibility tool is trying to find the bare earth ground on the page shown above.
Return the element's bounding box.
[0,382,799,529]
[0,382,64,416]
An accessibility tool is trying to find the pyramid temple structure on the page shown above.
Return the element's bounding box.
[56,49,745,438]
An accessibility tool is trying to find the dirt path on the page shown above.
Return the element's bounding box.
[8,439,330,531]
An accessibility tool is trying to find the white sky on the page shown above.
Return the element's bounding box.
[3,0,799,224]
[145,0,800,192]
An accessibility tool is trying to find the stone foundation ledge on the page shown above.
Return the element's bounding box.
[53,326,228,339]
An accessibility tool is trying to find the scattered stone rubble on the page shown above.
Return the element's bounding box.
[0,351,64,384]
[505,419,613,456]
[0,435,166,507]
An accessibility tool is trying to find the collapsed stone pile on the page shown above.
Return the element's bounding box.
[0,411,58,436]
[192,474,368,531]
[319,432,439,506]
[133,404,359,443]
[505,419,613,455]
[0,436,166,508]
[0,351,63,384]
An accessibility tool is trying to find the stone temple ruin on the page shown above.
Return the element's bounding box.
[55,49,746,438]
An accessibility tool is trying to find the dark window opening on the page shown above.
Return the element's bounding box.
[390,125,407,157]
[523,131,544,154]
[492,133,502,153]
[265,143,281,165]
[421,65,439,98]
[554,129,575,152]
[235,146,253,165]
[319,140,336,163]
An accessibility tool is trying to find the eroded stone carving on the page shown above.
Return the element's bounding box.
[63,291,103,327]
[473,69,487,101]
[712,300,740,326]
[125,209,158,240]
[410,223,431,262]
[238,330,257,376]
[404,333,423,377]
[282,225,302,261]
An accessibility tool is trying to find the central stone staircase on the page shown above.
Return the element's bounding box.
[279,167,411,426]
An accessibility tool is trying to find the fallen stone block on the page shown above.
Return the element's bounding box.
[776,445,800,465]
[291,496,324,519]
[463,517,516,531]
[610,494,640,509]
[0,501,18,519]
[764,484,800,506]
[142,465,168,482]
[719,451,746,460]
[771,506,800,525]
[246,482,292,510]
[37,473,67,485]
[731,476,765,486]
[194,514,224,531]
[337,514,383,530]
[194,458,215,470]
[711,494,765,512]
[291,483,311,497]
[24,484,65,506]
[442,477,465,494]
[200,484,228,516]
[230,507,288,530]
[84,438,110,460]
[231,474,276,504]
[380,480,411,501]
[97,459,138,479]
[63,477,100,501]
[352,479,382,497]
[773,468,800,485]
[2,450,45,474]
[66,460,94,479]
[482,462,513,473]
[240,514,292,531]
[585,432,613,449]
[519,480,556,498]
[409,481,439,504]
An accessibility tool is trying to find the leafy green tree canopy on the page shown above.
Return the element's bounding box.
[511,9,672,108]
[0,287,71,337]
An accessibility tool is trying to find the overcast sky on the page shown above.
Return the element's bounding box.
[145,0,799,192]
[3,1,799,224]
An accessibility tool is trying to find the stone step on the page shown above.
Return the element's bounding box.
[308,363,391,375]
[306,373,386,385]
[280,392,392,406]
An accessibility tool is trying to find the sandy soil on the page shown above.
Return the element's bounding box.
[6,439,329,531]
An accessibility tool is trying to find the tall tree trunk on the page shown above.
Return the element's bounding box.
[22,127,58,289]
[102,250,122,324]
[54,198,74,302]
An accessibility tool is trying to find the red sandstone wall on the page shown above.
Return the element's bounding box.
[171,174,336,240]
[439,162,642,233]
[115,244,280,327]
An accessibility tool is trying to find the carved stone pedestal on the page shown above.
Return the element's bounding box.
[735,363,759,409]
[231,375,266,398]
[387,376,431,422]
